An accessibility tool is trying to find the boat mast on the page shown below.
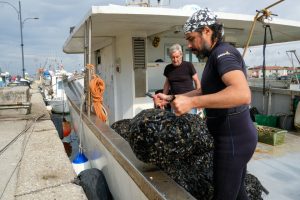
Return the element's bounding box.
[286,50,300,84]
[242,0,284,57]
[83,17,93,117]
[286,50,300,66]
[243,0,285,114]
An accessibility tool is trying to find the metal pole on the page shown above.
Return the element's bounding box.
[242,12,259,58]
[265,0,285,10]
[87,17,92,117]
[19,0,25,78]
[0,1,38,78]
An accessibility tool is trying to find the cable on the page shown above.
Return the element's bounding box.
[0,158,21,200]
[0,115,43,156]
[0,114,45,199]
[0,114,45,156]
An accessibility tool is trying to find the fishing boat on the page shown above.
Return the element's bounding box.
[63,1,300,199]
[42,69,71,113]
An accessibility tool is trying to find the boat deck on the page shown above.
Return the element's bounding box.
[248,131,300,200]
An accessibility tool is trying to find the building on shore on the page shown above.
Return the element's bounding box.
[248,65,300,79]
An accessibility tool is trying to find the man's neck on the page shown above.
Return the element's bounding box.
[210,39,218,50]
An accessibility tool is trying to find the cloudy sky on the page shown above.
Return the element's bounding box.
[0,0,300,76]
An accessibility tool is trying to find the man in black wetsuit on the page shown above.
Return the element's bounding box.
[155,8,257,200]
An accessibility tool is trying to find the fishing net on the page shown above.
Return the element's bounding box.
[245,173,266,200]
[111,119,131,142]
[111,108,264,200]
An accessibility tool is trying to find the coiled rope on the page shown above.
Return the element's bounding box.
[89,74,107,122]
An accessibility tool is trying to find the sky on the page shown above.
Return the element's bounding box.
[0,0,300,76]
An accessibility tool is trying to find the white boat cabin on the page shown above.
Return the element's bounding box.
[63,4,300,123]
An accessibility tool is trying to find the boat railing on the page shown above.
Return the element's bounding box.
[250,86,300,115]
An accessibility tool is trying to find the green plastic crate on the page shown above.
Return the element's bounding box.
[256,125,287,146]
[255,114,278,127]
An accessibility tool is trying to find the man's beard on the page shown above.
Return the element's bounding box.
[173,62,181,67]
[191,42,211,60]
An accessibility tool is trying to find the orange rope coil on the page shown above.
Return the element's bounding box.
[86,63,95,70]
[89,74,107,122]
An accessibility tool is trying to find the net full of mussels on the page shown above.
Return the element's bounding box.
[111,109,266,200]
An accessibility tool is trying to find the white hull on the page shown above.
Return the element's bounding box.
[250,85,300,115]
[42,70,71,114]
[64,79,195,200]
[45,97,69,113]
[290,84,300,91]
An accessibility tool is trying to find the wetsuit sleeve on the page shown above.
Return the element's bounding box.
[216,49,243,77]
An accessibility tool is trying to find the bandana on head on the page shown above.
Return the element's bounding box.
[183,8,217,34]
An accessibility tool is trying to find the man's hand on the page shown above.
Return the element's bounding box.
[171,95,194,116]
[154,93,169,109]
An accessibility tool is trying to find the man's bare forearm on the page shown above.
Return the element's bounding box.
[181,88,202,97]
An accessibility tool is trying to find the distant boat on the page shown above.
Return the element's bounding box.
[42,69,71,114]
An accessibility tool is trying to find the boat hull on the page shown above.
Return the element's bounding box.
[64,78,196,200]
[46,98,70,113]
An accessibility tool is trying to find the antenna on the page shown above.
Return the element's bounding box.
[286,50,300,65]
[126,0,150,7]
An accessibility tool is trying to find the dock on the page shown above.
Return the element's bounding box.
[0,84,87,200]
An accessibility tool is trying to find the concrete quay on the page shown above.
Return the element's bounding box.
[0,84,87,200]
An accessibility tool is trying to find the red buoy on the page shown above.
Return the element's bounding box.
[63,118,72,137]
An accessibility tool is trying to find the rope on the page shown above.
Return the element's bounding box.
[0,114,45,156]
[262,24,273,96]
[89,74,107,122]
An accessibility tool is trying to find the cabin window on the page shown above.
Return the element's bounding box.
[95,50,101,75]
[164,45,171,63]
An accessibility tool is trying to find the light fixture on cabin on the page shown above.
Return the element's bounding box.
[173,25,182,34]
[152,36,160,47]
